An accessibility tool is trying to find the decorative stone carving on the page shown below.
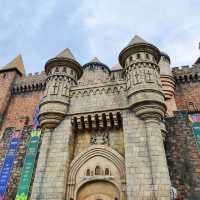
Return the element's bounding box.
[90,130,109,145]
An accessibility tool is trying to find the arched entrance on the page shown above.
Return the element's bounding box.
[66,145,126,200]
[77,180,119,200]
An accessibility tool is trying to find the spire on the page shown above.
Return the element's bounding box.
[56,48,76,60]
[89,57,102,63]
[1,54,25,75]
[128,35,149,45]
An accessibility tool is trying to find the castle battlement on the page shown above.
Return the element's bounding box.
[172,64,200,83]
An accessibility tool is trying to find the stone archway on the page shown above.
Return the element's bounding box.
[77,180,120,200]
[66,145,126,200]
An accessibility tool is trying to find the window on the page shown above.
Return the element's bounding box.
[3,73,7,79]
[136,53,140,59]
[95,166,101,175]
[146,54,149,59]
[55,67,59,72]
[86,169,90,176]
[105,168,109,175]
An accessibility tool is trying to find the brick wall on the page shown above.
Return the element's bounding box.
[0,91,43,135]
[165,111,200,200]
[0,71,17,125]
[175,82,200,111]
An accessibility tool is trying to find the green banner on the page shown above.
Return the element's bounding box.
[191,122,200,152]
[15,130,41,200]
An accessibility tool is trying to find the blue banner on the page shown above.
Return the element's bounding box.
[0,132,21,200]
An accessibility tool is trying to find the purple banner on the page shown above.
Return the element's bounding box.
[0,132,21,200]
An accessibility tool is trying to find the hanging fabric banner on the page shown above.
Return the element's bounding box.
[15,130,41,200]
[0,132,21,200]
[189,114,200,152]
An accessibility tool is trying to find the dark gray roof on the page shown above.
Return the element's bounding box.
[128,35,149,45]
[56,48,76,60]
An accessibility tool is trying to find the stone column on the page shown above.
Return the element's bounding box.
[30,117,73,200]
[123,110,153,200]
[144,118,171,199]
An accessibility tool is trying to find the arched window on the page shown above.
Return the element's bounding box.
[95,166,101,175]
[3,73,7,79]
[55,67,59,72]
[129,56,133,61]
[105,168,110,175]
[136,53,140,59]
[86,169,90,176]
[146,54,149,59]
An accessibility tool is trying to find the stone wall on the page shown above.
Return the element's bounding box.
[165,111,200,200]
[73,128,124,158]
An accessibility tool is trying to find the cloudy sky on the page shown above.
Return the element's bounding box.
[0,0,200,73]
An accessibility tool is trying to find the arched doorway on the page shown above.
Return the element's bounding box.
[77,180,119,200]
[66,145,126,200]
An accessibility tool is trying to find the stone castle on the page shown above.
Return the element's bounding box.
[0,35,199,200]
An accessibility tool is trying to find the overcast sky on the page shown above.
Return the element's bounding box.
[0,0,200,73]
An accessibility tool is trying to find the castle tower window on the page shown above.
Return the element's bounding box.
[55,67,59,72]
[86,169,90,176]
[136,53,140,59]
[95,166,101,175]
[3,73,7,79]
[146,54,149,59]
[105,168,110,175]
[63,67,67,73]
[129,56,133,62]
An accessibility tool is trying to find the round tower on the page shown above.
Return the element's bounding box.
[38,48,83,129]
[119,35,166,120]
[119,35,171,199]
[80,57,110,84]
[159,51,177,115]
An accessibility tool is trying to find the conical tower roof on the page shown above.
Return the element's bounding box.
[45,48,83,78]
[89,57,102,63]
[128,35,149,46]
[1,54,25,75]
[83,57,110,72]
[119,34,160,66]
[195,57,200,65]
[55,48,76,60]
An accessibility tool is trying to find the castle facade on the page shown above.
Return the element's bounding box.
[0,35,199,200]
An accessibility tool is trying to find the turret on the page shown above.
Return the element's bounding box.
[119,35,166,120]
[38,48,83,130]
[80,57,110,84]
[159,51,177,115]
[119,35,171,199]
